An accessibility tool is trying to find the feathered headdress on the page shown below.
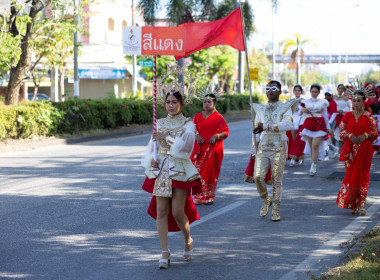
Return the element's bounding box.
[197,85,223,101]
[157,64,197,105]
[345,80,376,99]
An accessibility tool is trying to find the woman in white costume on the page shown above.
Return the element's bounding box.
[299,84,333,176]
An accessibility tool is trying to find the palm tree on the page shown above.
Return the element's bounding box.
[280,33,315,84]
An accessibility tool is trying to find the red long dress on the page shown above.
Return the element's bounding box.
[336,111,378,210]
[190,111,229,204]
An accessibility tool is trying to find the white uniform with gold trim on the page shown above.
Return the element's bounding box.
[252,100,295,202]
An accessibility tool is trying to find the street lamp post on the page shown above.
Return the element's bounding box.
[73,0,80,99]
[271,2,276,80]
[132,0,137,97]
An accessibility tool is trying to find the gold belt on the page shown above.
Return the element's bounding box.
[159,149,170,155]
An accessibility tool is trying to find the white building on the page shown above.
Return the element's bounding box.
[64,0,151,99]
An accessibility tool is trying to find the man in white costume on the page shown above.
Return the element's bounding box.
[252,80,297,221]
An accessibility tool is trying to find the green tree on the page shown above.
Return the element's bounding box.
[359,70,380,84]
[248,48,270,85]
[187,46,238,92]
[279,33,315,84]
[280,69,296,89]
[301,70,328,86]
[0,1,89,105]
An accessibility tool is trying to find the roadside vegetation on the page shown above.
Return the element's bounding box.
[0,93,258,140]
[317,228,380,280]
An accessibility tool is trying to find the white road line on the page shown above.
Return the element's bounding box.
[169,200,247,236]
[279,196,380,280]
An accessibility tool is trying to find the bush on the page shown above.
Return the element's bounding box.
[0,93,262,139]
[0,102,63,139]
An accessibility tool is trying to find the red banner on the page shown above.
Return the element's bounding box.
[123,8,245,57]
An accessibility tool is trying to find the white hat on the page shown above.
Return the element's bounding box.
[375,83,380,87]
[324,88,333,95]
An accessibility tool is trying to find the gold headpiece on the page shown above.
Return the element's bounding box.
[157,64,197,105]
[345,80,376,99]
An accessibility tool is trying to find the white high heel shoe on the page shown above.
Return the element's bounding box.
[309,163,317,176]
[184,238,193,261]
[158,250,170,269]
[289,159,296,167]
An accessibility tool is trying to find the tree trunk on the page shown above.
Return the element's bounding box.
[31,71,40,101]
[296,46,301,84]
[32,85,39,101]
[59,66,65,101]
[5,1,40,105]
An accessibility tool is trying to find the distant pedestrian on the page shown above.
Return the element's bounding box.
[331,84,352,154]
[324,88,338,158]
[289,84,306,166]
[299,84,333,176]
[336,87,378,215]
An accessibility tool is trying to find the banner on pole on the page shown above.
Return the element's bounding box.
[123,7,245,58]
[123,27,185,56]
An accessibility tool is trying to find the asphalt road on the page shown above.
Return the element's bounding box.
[0,120,379,280]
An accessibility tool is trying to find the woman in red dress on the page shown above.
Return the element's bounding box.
[142,91,202,268]
[336,90,378,215]
[191,93,229,205]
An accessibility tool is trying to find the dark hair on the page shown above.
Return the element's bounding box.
[165,90,184,105]
[293,84,303,92]
[267,80,282,90]
[337,84,345,89]
[204,93,217,104]
[353,91,366,102]
[310,83,321,92]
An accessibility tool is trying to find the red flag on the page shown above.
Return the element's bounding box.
[175,7,245,60]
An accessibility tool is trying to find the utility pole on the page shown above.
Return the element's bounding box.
[235,0,244,93]
[271,2,276,80]
[73,0,80,98]
[132,0,137,97]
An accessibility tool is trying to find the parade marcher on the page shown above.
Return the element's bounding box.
[336,86,378,215]
[331,84,352,153]
[141,68,201,269]
[324,88,338,158]
[252,80,297,221]
[191,91,229,205]
[299,84,333,176]
[289,84,306,166]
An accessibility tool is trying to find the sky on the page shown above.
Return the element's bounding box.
[248,0,380,76]
[156,0,379,77]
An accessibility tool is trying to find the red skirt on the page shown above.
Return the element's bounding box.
[286,130,295,160]
[243,155,272,184]
[335,114,344,127]
[142,177,201,232]
[289,129,306,160]
[302,117,327,132]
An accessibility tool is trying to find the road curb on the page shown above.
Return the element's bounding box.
[0,127,153,154]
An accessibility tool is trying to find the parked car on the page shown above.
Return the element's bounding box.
[28,93,51,101]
